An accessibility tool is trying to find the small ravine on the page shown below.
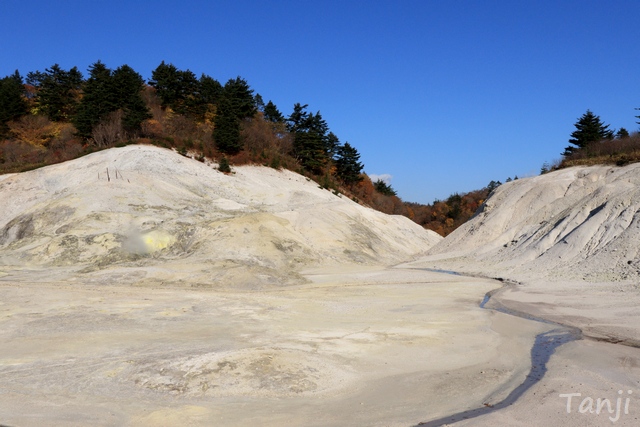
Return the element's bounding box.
[412,270,582,427]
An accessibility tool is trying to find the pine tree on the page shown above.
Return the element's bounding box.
[213,96,241,154]
[211,77,257,155]
[263,100,284,123]
[486,180,502,192]
[199,74,223,119]
[222,77,256,120]
[287,104,330,174]
[199,74,223,105]
[326,132,340,158]
[149,62,199,115]
[254,93,265,113]
[374,179,396,196]
[563,110,613,156]
[0,71,28,136]
[335,142,364,184]
[304,111,330,173]
[73,62,150,140]
[177,69,200,117]
[293,131,328,173]
[149,61,180,109]
[616,127,629,139]
[73,61,117,139]
[218,156,231,173]
[112,65,151,132]
[286,103,309,131]
[26,64,83,121]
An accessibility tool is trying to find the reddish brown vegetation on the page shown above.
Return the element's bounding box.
[1,84,494,236]
[406,189,490,236]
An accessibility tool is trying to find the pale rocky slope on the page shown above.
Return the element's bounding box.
[420,164,640,282]
[0,145,441,287]
[5,146,640,427]
[405,163,640,347]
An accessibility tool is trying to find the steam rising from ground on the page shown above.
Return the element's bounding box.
[124,229,176,255]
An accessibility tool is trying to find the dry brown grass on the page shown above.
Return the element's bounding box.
[560,133,640,167]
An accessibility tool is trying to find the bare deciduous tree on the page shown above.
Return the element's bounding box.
[92,110,124,147]
[240,116,292,156]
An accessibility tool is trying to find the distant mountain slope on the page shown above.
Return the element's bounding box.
[423,164,640,282]
[0,145,441,287]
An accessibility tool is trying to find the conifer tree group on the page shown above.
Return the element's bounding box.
[213,77,257,154]
[0,60,368,189]
[563,110,614,156]
[286,103,331,174]
[0,71,28,137]
[335,142,364,184]
[26,65,83,121]
[73,62,150,139]
[373,179,397,196]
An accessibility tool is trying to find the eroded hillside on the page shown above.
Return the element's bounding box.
[0,145,441,287]
[420,165,640,282]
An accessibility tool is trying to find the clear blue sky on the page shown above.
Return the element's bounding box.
[2,0,639,204]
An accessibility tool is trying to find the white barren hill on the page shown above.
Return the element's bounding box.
[0,145,441,287]
[423,164,640,281]
[402,161,640,352]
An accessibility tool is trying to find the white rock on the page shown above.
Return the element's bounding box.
[0,145,441,287]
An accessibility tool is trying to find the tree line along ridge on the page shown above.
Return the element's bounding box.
[2,62,638,236]
[0,62,438,230]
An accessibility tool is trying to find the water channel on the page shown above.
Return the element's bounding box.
[413,270,582,426]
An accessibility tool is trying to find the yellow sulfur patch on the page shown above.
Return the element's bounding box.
[142,230,175,252]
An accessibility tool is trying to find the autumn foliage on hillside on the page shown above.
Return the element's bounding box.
[405,189,492,236]
[3,61,462,233]
[2,61,517,237]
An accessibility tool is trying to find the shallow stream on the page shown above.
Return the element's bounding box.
[414,270,582,426]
